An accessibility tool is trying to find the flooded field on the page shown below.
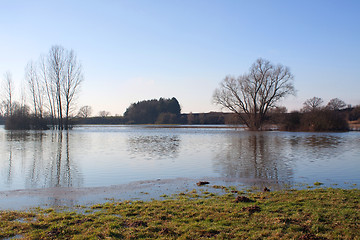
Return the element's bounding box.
[0,125,359,209]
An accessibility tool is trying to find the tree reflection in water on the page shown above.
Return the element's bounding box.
[3,130,82,189]
[127,135,180,160]
[213,133,294,182]
[213,132,347,183]
[0,127,357,193]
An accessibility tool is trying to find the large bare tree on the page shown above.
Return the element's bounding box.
[43,45,83,129]
[63,49,83,128]
[48,45,66,129]
[213,58,295,130]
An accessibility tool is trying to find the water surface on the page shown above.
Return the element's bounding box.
[1,125,359,193]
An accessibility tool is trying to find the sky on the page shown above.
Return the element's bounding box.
[0,0,359,116]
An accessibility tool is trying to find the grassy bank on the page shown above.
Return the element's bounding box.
[1,188,359,239]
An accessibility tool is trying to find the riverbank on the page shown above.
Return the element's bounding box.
[1,187,359,239]
[0,178,286,211]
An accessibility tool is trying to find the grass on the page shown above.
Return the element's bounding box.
[0,188,359,239]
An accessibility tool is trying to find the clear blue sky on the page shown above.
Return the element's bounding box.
[1,0,359,115]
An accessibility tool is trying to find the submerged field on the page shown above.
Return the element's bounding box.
[0,187,359,239]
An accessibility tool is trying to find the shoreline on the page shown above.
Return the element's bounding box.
[0,177,290,211]
[1,187,359,239]
[1,177,358,211]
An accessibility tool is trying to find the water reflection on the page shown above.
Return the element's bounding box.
[213,132,349,183]
[213,133,294,182]
[6,131,46,142]
[5,139,13,186]
[0,126,359,193]
[127,135,180,159]
[44,131,82,188]
[1,130,82,190]
[288,134,343,162]
[303,135,342,148]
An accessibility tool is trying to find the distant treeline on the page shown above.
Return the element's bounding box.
[73,111,239,125]
[73,105,360,132]
[124,97,181,124]
[74,97,240,125]
[2,96,360,132]
[274,110,351,132]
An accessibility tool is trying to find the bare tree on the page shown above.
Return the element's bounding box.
[0,101,6,116]
[25,61,44,118]
[77,105,92,118]
[302,97,323,112]
[2,72,14,117]
[41,45,83,129]
[39,55,57,126]
[63,49,83,128]
[48,45,66,129]
[98,110,110,117]
[213,58,295,130]
[326,98,347,111]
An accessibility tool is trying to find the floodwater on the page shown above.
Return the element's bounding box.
[0,125,359,209]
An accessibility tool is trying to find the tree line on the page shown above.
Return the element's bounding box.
[74,55,359,131]
[280,97,357,132]
[73,110,238,125]
[2,54,359,131]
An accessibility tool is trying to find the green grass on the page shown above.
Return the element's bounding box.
[1,188,359,239]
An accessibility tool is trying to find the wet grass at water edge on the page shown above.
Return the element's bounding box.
[0,187,359,239]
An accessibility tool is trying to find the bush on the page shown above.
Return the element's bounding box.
[5,107,31,130]
[300,110,349,131]
[282,110,349,132]
[5,105,49,130]
[282,111,301,131]
[155,113,178,124]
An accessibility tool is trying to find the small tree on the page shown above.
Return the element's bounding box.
[302,97,323,112]
[77,105,92,118]
[5,102,31,130]
[326,98,347,111]
[2,72,14,117]
[213,58,295,130]
[99,110,110,117]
